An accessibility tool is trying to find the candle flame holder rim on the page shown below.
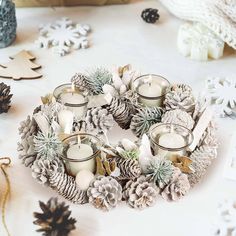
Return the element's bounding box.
[149,123,194,151]
[53,83,89,107]
[61,133,103,162]
[133,74,171,99]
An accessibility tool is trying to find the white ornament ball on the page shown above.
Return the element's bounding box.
[75,170,95,191]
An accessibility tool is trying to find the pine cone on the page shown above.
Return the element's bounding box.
[164,84,195,113]
[83,107,114,134]
[17,136,36,167]
[115,155,142,180]
[33,198,76,236]
[31,158,65,186]
[188,145,217,186]
[19,116,38,139]
[147,157,175,189]
[49,171,88,204]
[161,109,195,130]
[71,73,90,91]
[141,8,160,24]
[107,97,136,130]
[123,176,158,209]
[130,107,163,138]
[0,82,12,113]
[161,168,190,201]
[87,176,122,211]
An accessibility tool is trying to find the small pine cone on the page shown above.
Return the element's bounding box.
[31,158,65,186]
[188,145,217,186]
[83,107,114,134]
[17,136,37,167]
[123,176,158,209]
[71,73,90,91]
[161,168,190,201]
[164,84,195,113]
[0,82,12,113]
[130,107,163,138]
[161,109,195,130]
[33,198,76,236]
[141,8,160,24]
[107,97,136,130]
[87,176,122,211]
[49,172,88,204]
[115,155,142,180]
[19,116,38,139]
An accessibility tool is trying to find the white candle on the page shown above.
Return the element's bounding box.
[157,133,186,158]
[138,76,163,107]
[59,90,87,119]
[58,110,74,134]
[66,143,95,176]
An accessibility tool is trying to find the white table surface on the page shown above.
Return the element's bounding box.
[0,1,236,235]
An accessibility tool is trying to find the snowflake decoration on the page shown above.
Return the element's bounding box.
[214,199,236,236]
[35,17,91,56]
[205,77,236,118]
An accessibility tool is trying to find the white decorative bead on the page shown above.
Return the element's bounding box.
[75,170,95,191]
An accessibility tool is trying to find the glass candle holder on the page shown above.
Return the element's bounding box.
[149,123,193,158]
[61,133,102,176]
[53,83,88,119]
[132,74,170,107]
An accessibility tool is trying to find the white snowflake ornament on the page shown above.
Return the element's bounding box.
[35,17,91,56]
[215,199,236,236]
[205,77,236,118]
[178,22,225,61]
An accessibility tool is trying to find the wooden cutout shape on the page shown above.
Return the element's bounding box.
[0,50,42,80]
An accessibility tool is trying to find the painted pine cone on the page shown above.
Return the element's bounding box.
[141,8,160,24]
[161,109,195,130]
[161,168,190,201]
[87,176,122,211]
[0,82,12,113]
[71,73,90,91]
[115,155,142,180]
[164,84,195,113]
[123,176,158,209]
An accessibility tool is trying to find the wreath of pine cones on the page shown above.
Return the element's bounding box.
[18,65,218,211]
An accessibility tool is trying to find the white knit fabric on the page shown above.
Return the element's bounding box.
[159,0,236,49]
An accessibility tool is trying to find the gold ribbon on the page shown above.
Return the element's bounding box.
[0,157,11,236]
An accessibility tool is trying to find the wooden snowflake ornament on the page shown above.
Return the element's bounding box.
[206,77,236,117]
[35,17,91,56]
[0,50,42,80]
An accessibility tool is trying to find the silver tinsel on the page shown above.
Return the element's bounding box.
[115,155,142,180]
[34,131,63,159]
[123,176,158,209]
[147,157,175,189]
[161,168,190,201]
[83,107,114,135]
[32,158,65,186]
[87,176,122,211]
[161,109,195,130]
[164,84,195,113]
[50,171,88,204]
[107,97,136,130]
[130,107,163,138]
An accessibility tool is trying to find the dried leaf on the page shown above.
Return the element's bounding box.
[169,154,193,174]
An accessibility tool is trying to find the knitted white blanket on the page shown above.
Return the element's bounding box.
[159,0,236,50]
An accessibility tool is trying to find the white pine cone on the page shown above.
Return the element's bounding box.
[19,116,38,139]
[123,176,158,209]
[130,107,163,138]
[83,107,114,134]
[71,73,90,91]
[49,172,88,204]
[107,97,136,130]
[188,145,217,186]
[115,155,142,180]
[31,158,65,186]
[87,176,122,211]
[164,84,195,113]
[17,136,36,167]
[161,168,190,201]
[162,109,195,130]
